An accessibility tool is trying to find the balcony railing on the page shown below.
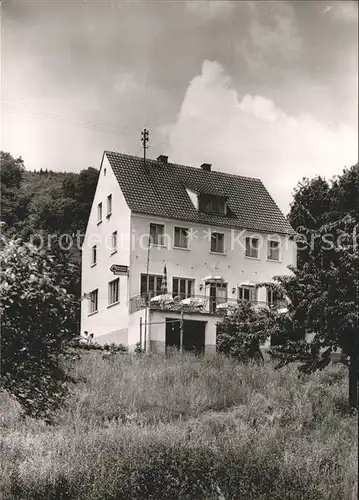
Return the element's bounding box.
[129,292,287,316]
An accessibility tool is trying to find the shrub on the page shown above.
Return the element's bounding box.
[0,239,77,421]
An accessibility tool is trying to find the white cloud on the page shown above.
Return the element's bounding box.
[185,1,235,22]
[169,60,358,214]
[324,1,358,22]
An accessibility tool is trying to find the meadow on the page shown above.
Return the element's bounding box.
[0,351,357,499]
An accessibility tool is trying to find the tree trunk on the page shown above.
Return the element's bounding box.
[348,342,359,409]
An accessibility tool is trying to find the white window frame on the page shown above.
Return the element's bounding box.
[108,278,119,306]
[174,226,189,249]
[149,223,165,246]
[97,202,102,223]
[172,277,194,299]
[267,239,280,261]
[140,273,163,296]
[245,237,259,259]
[111,231,117,254]
[107,194,112,217]
[91,245,97,266]
[89,289,98,314]
[238,285,257,303]
[210,232,225,254]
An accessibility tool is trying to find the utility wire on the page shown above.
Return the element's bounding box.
[2,100,136,135]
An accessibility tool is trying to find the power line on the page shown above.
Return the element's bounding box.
[2,100,137,135]
[3,101,169,152]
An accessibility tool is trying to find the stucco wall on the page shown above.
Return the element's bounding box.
[81,154,131,341]
[128,308,150,349]
[129,213,296,303]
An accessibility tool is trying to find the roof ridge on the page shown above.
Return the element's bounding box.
[105,150,261,182]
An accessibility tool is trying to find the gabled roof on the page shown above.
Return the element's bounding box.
[105,151,293,235]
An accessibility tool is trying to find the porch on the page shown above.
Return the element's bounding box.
[129,292,278,316]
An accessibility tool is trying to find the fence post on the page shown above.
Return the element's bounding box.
[139,316,142,350]
[179,308,184,353]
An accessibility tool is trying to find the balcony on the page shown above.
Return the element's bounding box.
[129,293,287,316]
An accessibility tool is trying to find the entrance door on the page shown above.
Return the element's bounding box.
[205,282,227,312]
[165,318,206,354]
[165,318,180,350]
[183,320,205,354]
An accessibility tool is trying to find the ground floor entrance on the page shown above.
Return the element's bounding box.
[165,318,206,354]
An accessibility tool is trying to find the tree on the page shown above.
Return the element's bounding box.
[217,301,275,362]
[72,166,99,233]
[0,239,78,421]
[270,216,359,408]
[330,164,359,223]
[289,164,359,268]
[0,151,28,227]
[289,176,331,230]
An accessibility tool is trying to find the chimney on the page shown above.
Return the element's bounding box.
[157,155,168,164]
[201,163,211,172]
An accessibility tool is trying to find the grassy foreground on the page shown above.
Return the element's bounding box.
[0,352,357,499]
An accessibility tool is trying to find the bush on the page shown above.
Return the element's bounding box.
[71,339,128,353]
[0,239,77,421]
[217,301,274,362]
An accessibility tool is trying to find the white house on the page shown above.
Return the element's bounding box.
[81,151,296,352]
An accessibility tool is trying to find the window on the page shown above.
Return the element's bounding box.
[107,194,112,217]
[108,278,119,305]
[89,289,98,314]
[150,223,165,246]
[104,168,106,176]
[266,287,279,307]
[238,286,257,303]
[140,273,163,297]
[199,194,227,215]
[97,202,102,223]
[206,282,227,312]
[174,227,189,249]
[91,245,97,266]
[172,277,194,299]
[245,237,259,258]
[111,231,117,253]
[211,232,224,253]
[267,240,280,261]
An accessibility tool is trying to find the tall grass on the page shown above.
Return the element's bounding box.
[0,352,357,499]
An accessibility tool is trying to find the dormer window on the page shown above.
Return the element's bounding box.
[198,194,227,215]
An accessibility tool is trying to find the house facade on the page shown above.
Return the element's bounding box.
[81,151,296,352]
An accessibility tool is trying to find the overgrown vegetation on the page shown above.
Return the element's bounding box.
[0,151,98,335]
[0,239,78,421]
[0,352,357,499]
[270,215,359,408]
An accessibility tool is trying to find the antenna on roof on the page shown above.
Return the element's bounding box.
[140,128,149,165]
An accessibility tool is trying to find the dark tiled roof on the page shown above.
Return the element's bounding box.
[105,151,293,235]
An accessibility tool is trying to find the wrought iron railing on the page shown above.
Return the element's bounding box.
[129,292,287,316]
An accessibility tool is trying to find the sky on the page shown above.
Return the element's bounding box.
[1,0,358,213]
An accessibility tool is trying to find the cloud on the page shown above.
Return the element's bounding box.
[323,1,358,22]
[238,1,302,73]
[169,60,358,214]
[185,1,235,22]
